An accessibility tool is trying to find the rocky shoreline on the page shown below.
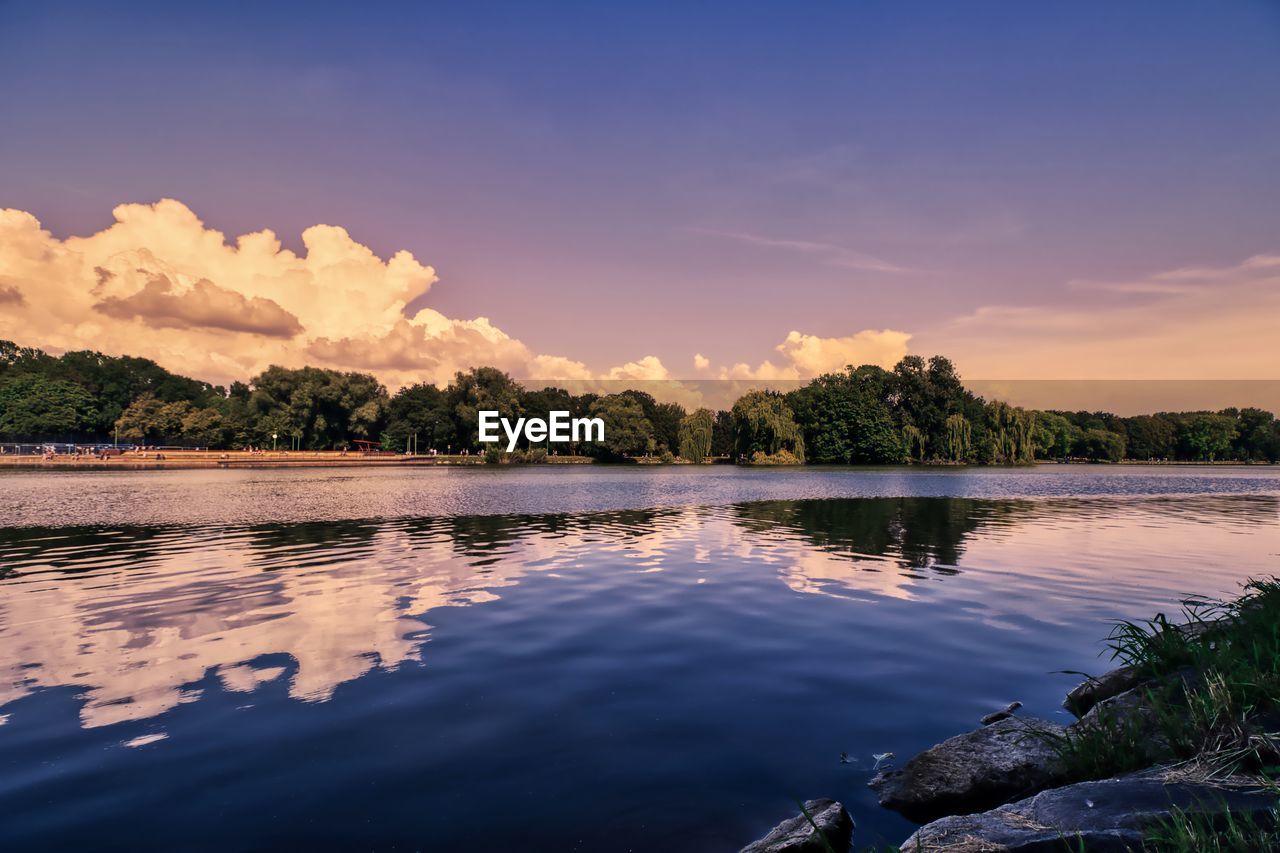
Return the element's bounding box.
[741,583,1280,851]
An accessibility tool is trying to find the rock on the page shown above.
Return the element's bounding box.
[740,799,853,853]
[1070,669,1204,766]
[1076,685,1153,730]
[1064,666,1142,718]
[981,701,1024,725]
[1063,615,1234,718]
[900,771,1278,852]
[868,717,1070,823]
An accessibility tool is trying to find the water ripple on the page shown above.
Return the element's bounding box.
[0,473,1277,849]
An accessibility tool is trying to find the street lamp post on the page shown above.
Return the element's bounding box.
[272,432,278,452]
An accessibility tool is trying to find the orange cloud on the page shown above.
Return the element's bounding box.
[0,284,23,305]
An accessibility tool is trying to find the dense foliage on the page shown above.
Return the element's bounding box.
[731,390,806,463]
[678,408,714,463]
[2,339,1278,463]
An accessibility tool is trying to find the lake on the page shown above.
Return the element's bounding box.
[1,465,1278,850]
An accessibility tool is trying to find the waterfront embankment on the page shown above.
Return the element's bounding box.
[0,449,595,470]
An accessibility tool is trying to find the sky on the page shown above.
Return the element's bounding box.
[1,1,1279,390]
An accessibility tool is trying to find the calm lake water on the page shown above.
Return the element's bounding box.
[1,465,1278,850]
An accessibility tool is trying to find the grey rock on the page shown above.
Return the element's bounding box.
[982,701,1024,726]
[869,717,1070,823]
[1076,685,1153,731]
[900,772,1277,852]
[740,799,853,853]
[1064,666,1141,718]
[1071,669,1204,766]
[1063,615,1231,719]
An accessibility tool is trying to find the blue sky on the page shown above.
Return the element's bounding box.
[1,1,1278,381]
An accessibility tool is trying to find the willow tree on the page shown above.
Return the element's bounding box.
[678,407,715,463]
[944,414,971,462]
[731,390,805,463]
[902,424,926,462]
[986,400,1036,464]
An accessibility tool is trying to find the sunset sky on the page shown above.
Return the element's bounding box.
[2,2,1279,389]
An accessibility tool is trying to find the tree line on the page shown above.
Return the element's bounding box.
[2,340,1277,463]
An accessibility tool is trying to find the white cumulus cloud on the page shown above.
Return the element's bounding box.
[717,329,912,380]
[0,200,649,388]
[0,199,921,393]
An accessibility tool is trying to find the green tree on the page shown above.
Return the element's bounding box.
[1176,413,1237,461]
[731,390,805,463]
[650,402,686,454]
[520,386,578,452]
[447,367,523,451]
[115,394,191,444]
[1076,428,1126,462]
[984,401,1035,464]
[1121,414,1176,460]
[586,394,652,458]
[210,385,255,448]
[711,410,734,457]
[384,382,457,453]
[945,414,973,462]
[615,390,684,454]
[678,408,714,463]
[0,340,56,379]
[786,366,902,464]
[180,407,227,447]
[0,340,220,439]
[891,355,982,460]
[47,349,219,435]
[249,366,388,449]
[1031,411,1079,459]
[0,374,97,439]
[902,425,926,462]
[1230,408,1277,461]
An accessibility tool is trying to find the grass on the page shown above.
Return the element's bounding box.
[1029,700,1164,781]
[1026,578,1280,850]
[1104,578,1280,691]
[852,580,1280,852]
[1143,802,1280,851]
[1125,580,1280,776]
[1031,579,1280,784]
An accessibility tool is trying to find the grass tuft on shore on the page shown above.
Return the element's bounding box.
[1143,801,1280,852]
[1031,702,1162,781]
[1039,579,1280,781]
[1022,579,1280,850]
